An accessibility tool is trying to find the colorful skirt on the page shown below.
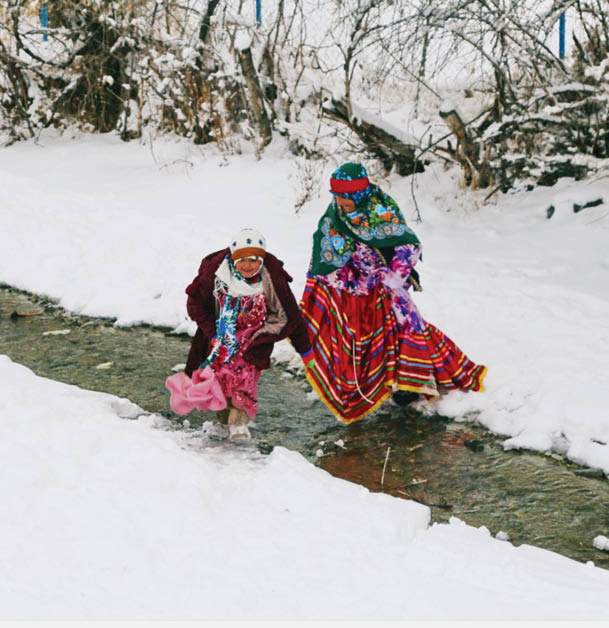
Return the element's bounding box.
[214,355,262,420]
[300,277,487,424]
[165,356,261,419]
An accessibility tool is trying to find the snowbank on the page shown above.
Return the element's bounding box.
[1,355,608,620]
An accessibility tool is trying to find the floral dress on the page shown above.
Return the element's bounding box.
[212,293,267,419]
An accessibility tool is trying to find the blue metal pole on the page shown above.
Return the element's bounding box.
[559,12,566,59]
[256,0,261,27]
[40,3,48,41]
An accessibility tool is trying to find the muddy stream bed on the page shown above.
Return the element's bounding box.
[1,285,608,568]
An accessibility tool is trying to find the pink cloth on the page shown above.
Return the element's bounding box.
[214,355,262,419]
[165,366,227,415]
[168,292,266,417]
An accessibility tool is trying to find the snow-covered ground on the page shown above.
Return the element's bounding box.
[1,132,609,619]
[1,355,608,620]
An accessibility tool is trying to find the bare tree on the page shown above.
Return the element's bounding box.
[1,0,608,194]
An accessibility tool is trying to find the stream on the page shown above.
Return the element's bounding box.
[1,284,608,569]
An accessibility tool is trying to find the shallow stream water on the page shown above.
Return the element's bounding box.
[1,284,608,568]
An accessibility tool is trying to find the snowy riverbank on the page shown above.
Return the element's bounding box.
[1,355,608,620]
[1,132,609,619]
[1,132,608,473]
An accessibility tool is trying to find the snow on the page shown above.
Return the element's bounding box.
[1,354,608,620]
[350,99,419,145]
[593,536,609,552]
[234,31,253,52]
[439,99,458,114]
[1,131,609,619]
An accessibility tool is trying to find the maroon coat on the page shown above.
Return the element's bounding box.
[184,248,312,375]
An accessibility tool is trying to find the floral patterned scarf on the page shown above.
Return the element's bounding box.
[310,184,420,276]
[202,257,263,369]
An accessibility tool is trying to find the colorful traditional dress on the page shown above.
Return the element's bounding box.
[167,243,312,421]
[300,162,486,424]
[207,285,267,419]
[165,257,267,419]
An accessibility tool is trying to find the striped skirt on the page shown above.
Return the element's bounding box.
[300,277,486,424]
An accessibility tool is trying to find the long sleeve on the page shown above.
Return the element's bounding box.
[185,276,216,338]
[380,243,425,332]
[185,249,229,338]
[243,253,312,367]
[272,268,311,356]
[388,243,421,284]
[287,304,312,356]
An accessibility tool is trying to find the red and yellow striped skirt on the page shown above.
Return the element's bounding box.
[300,277,486,424]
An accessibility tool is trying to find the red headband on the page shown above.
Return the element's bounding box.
[330,176,370,194]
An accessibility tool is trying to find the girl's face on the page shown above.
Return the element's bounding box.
[334,196,355,213]
[235,257,262,278]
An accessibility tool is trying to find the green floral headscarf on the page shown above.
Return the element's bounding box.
[310,163,419,276]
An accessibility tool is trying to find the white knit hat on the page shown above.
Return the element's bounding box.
[230,228,267,261]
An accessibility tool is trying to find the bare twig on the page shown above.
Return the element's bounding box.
[380,446,391,486]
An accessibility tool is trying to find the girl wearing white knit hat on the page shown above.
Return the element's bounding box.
[166,228,312,441]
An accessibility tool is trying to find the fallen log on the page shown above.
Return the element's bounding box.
[322,97,425,176]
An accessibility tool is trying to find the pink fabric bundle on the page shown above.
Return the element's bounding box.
[165,366,227,415]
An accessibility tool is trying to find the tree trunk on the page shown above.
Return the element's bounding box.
[238,46,272,149]
[0,41,34,140]
[439,106,491,188]
[199,0,221,47]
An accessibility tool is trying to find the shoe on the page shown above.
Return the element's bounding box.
[207,422,230,441]
[229,424,251,440]
[392,390,420,407]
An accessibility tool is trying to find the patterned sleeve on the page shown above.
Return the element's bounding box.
[389,243,421,284]
[382,243,425,332]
